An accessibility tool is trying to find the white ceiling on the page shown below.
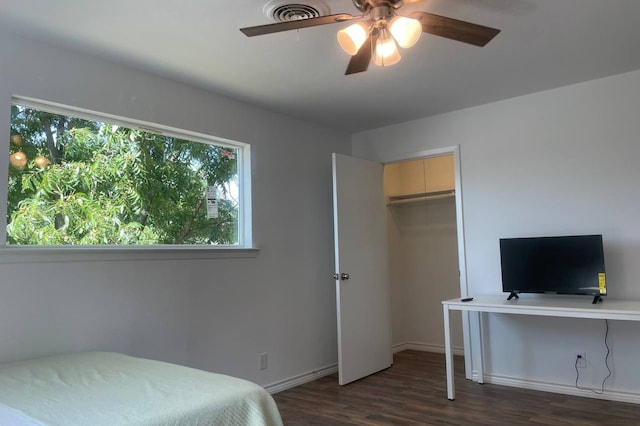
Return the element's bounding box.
[1,0,640,133]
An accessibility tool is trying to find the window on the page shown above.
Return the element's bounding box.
[6,98,250,248]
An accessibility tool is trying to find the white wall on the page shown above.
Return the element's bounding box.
[353,69,640,399]
[0,31,351,387]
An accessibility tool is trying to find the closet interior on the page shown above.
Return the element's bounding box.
[383,154,464,353]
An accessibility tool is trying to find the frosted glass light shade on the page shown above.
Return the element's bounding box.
[389,16,422,48]
[337,23,368,55]
[374,34,401,67]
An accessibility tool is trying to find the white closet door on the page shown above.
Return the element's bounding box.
[332,153,392,385]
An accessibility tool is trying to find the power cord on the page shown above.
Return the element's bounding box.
[575,319,612,394]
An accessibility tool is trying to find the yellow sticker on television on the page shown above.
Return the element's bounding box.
[598,273,607,295]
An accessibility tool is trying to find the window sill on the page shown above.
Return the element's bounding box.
[0,246,260,264]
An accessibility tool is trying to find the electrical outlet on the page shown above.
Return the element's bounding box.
[575,352,586,368]
[259,352,268,370]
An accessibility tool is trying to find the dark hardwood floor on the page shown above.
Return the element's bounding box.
[273,350,640,425]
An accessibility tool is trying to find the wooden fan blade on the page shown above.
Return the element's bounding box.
[344,33,376,75]
[240,13,358,37]
[409,11,500,47]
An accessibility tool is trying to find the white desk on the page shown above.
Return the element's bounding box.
[442,295,640,400]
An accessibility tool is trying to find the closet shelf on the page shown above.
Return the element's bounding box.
[386,190,455,206]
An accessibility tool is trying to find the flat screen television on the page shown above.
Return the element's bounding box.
[500,234,606,304]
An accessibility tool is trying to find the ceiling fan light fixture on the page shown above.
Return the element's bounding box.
[337,22,368,55]
[374,29,401,67]
[242,0,501,75]
[389,16,422,48]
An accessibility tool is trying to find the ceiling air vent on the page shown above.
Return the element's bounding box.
[263,0,330,23]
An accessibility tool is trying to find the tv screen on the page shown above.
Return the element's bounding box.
[500,235,606,300]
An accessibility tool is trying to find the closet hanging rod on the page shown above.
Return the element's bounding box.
[387,190,455,206]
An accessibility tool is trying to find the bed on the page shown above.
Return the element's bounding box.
[0,352,283,426]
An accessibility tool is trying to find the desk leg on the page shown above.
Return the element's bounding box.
[443,304,455,400]
[475,311,484,384]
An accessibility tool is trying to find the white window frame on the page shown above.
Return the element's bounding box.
[1,96,256,263]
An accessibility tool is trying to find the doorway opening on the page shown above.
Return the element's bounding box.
[331,147,471,385]
[382,146,471,378]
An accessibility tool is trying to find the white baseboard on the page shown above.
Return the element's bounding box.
[393,341,464,356]
[485,374,640,405]
[265,363,338,394]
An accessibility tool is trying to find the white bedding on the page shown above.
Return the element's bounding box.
[0,352,283,426]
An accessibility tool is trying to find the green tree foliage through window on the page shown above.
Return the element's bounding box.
[7,103,240,245]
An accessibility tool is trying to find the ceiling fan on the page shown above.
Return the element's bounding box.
[240,0,501,75]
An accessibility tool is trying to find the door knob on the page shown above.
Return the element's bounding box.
[333,273,350,280]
